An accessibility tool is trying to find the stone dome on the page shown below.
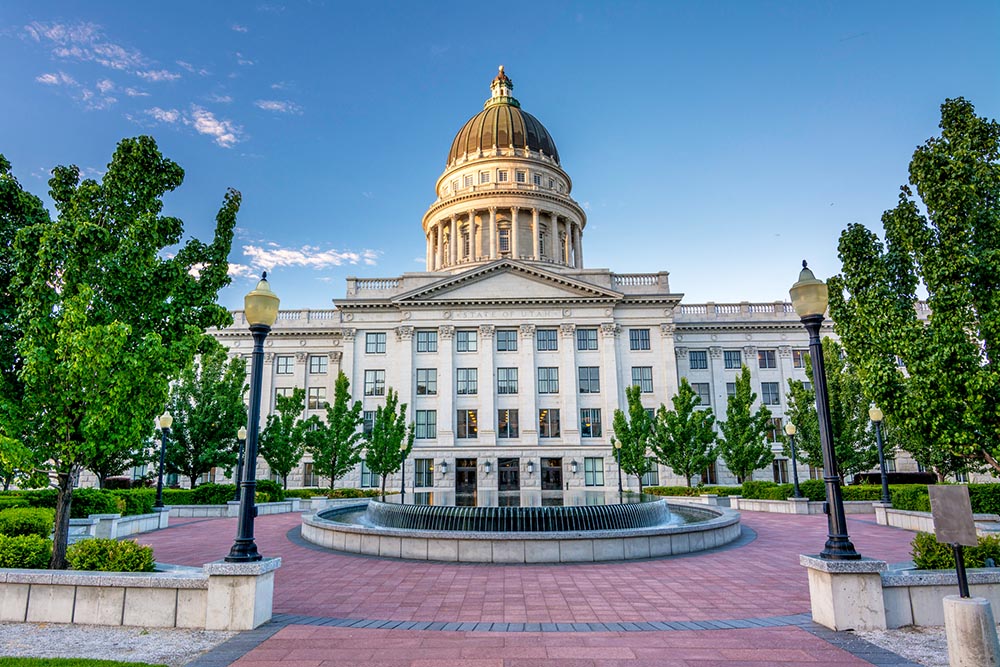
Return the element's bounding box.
[446,67,560,166]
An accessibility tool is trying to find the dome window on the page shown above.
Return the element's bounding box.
[452,179,459,192]
[548,178,555,189]
[464,174,473,188]
[480,171,490,184]
[498,170,509,183]
[498,228,511,254]
[515,170,526,184]
[533,173,541,186]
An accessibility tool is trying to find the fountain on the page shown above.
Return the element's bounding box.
[301,490,742,563]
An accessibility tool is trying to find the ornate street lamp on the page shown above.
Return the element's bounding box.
[233,426,247,503]
[614,440,624,494]
[869,407,892,505]
[784,422,803,499]
[790,261,861,561]
[226,273,280,563]
[154,411,173,510]
[400,442,407,501]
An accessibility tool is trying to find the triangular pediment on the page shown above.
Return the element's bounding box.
[392,261,622,305]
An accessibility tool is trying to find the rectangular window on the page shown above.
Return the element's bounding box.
[632,366,653,393]
[276,355,294,375]
[548,178,555,188]
[539,409,561,438]
[360,460,376,488]
[303,462,319,487]
[578,366,601,393]
[702,462,718,485]
[463,174,473,187]
[536,328,558,351]
[457,409,478,439]
[456,368,478,395]
[456,330,478,352]
[496,329,518,351]
[642,458,660,487]
[480,171,490,184]
[809,465,823,480]
[363,410,375,435]
[532,173,541,186]
[792,349,807,368]
[451,179,459,192]
[498,229,511,253]
[515,170,526,183]
[691,382,710,406]
[415,410,437,439]
[724,350,742,370]
[497,409,519,438]
[498,170,509,182]
[629,329,651,351]
[275,387,293,401]
[538,367,559,394]
[584,457,605,487]
[366,332,387,354]
[772,459,789,484]
[726,382,736,397]
[576,328,598,351]
[497,367,518,394]
[689,350,708,369]
[414,458,433,487]
[416,368,437,395]
[766,417,783,442]
[364,370,386,396]
[885,457,896,473]
[758,349,777,369]
[761,381,781,405]
[416,330,438,353]
[580,408,602,437]
[309,355,328,374]
[308,387,327,410]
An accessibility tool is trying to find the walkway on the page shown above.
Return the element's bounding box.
[140,511,922,666]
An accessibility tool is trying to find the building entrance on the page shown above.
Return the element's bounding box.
[456,458,477,495]
[541,457,562,490]
[498,458,520,492]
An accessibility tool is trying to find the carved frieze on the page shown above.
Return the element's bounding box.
[600,322,619,338]
[519,323,536,339]
[709,346,723,359]
[328,351,343,364]
[674,347,688,359]
[559,323,576,338]
[479,324,495,338]
[438,325,455,339]
[743,345,757,359]
[342,328,357,341]
[395,325,414,341]
[777,345,792,358]
[295,351,308,362]
[659,323,676,338]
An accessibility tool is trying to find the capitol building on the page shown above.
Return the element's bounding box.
[213,68,830,493]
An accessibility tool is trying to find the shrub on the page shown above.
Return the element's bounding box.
[101,476,134,490]
[66,538,155,572]
[161,489,196,505]
[0,534,52,568]
[644,486,700,497]
[111,489,156,516]
[70,488,125,518]
[968,485,1000,515]
[14,489,58,510]
[329,487,366,498]
[841,486,884,501]
[0,497,29,509]
[191,483,237,505]
[740,480,778,499]
[891,485,931,512]
[283,488,325,499]
[701,485,744,496]
[256,479,285,502]
[912,532,1000,570]
[0,508,55,538]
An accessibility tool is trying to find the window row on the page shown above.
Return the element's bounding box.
[583,457,659,487]
[685,348,809,370]
[446,170,560,193]
[274,354,329,375]
[405,408,606,440]
[368,366,648,396]
[361,327,658,354]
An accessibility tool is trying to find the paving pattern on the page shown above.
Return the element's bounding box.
[141,510,923,665]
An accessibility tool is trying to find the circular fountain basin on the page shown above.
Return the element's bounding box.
[302,490,742,563]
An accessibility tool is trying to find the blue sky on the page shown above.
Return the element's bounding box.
[1,1,997,310]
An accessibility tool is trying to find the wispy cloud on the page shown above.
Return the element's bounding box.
[25,21,145,71]
[254,99,302,114]
[124,87,150,97]
[36,71,116,109]
[136,69,181,82]
[235,52,254,66]
[208,93,233,104]
[176,60,210,76]
[241,244,380,271]
[36,71,76,85]
[140,105,243,147]
[231,24,249,33]
[146,107,182,123]
[96,78,114,93]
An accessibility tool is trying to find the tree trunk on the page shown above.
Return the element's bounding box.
[638,476,644,495]
[685,474,692,487]
[380,474,387,501]
[189,475,198,489]
[50,471,75,569]
[282,474,288,489]
[982,450,1000,477]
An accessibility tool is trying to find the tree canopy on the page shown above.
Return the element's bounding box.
[362,388,413,500]
[258,387,308,489]
[717,366,773,483]
[303,371,364,490]
[649,378,718,487]
[828,98,1000,477]
[611,384,654,493]
[2,137,239,567]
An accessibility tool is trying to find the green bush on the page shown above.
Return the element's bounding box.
[700,485,744,496]
[740,480,778,499]
[0,534,52,568]
[0,497,29,509]
[968,485,1000,515]
[644,486,700,497]
[891,485,931,512]
[66,538,155,572]
[10,489,58,510]
[191,483,237,505]
[0,508,55,538]
[841,485,885,501]
[70,488,124,518]
[161,489,196,505]
[283,488,326,499]
[256,479,285,502]
[328,487,366,498]
[111,489,156,516]
[798,479,827,501]
[912,532,1000,570]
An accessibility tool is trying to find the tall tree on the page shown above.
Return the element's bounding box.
[828,98,1000,477]
[611,384,653,493]
[165,343,248,488]
[717,366,773,483]
[8,137,238,568]
[783,378,821,468]
[362,388,414,500]
[303,371,364,490]
[649,379,718,487]
[258,387,308,489]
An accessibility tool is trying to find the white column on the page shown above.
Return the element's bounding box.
[489,207,497,259]
[294,351,308,413]
[600,323,621,440]
[511,207,520,259]
[558,324,579,441]
[478,325,496,444]
[532,208,540,260]
[438,326,455,446]
[393,326,414,411]
[340,328,358,409]
[469,209,478,261]
[449,216,457,266]
[435,224,443,270]
[426,234,431,270]
[518,324,537,441]
[567,224,575,267]
[709,345,725,414]
[550,213,559,263]
[574,223,583,268]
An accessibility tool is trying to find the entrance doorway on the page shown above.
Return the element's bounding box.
[541,457,562,490]
[456,458,477,495]
[498,458,520,492]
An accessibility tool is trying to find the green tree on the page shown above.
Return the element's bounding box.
[783,378,820,468]
[649,379,718,487]
[7,137,238,568]
[362,388,414,500]
[258,387,308,489]
[717,366,773,483]
[165,344,248,488]
[828,98,1000,478]
[611,385,653,493]
[303,371,364,490]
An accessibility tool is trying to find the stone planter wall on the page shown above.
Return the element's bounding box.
[733,497,875,515]
[68,511,169,544]
[873,505,1000,535]
[169,498,300,519]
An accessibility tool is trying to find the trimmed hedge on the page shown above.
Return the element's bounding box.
[256,479,285,502]
[191,483,237,505]
[0,508,55,538]
[66,538,155,572]
[912,532,1000,570]
[891,485,931,512]
[644,486,743,497]
[0,496,29,509]
[0,534,52,568]
[283,488,326,499]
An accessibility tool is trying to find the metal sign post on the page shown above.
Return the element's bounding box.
[929,485,978,598]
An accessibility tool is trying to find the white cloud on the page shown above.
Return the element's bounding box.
[189,106,242,147]
[270,81,289,90]
[146,107,181,123]
[136,69,181,82]
[227,263,256,278]
[26,21,145,71]
[232,24,249,33]
[176,60,210,76]
[235,52,254,66]
[96,78,114,93]
[208,93,233,103]
[125,87,150,97]
[241,244,380,271]
[36,71,76,85]
[254,99,302,114]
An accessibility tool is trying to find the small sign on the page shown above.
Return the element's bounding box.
[929,485,978,547]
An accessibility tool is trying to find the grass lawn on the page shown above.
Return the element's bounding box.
[0,660,167,667]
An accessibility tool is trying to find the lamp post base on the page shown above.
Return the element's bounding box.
[225,538,263,563]
[820,537,862,561]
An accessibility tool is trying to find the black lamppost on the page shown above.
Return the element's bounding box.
[233,426,247,503]
[790,261,861,561]
[869,407,892,505]
[614,440,624,494]
[784,422,803,499]
[154,411,173,510]
[399,442,407,501]
[226,274,280,563]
